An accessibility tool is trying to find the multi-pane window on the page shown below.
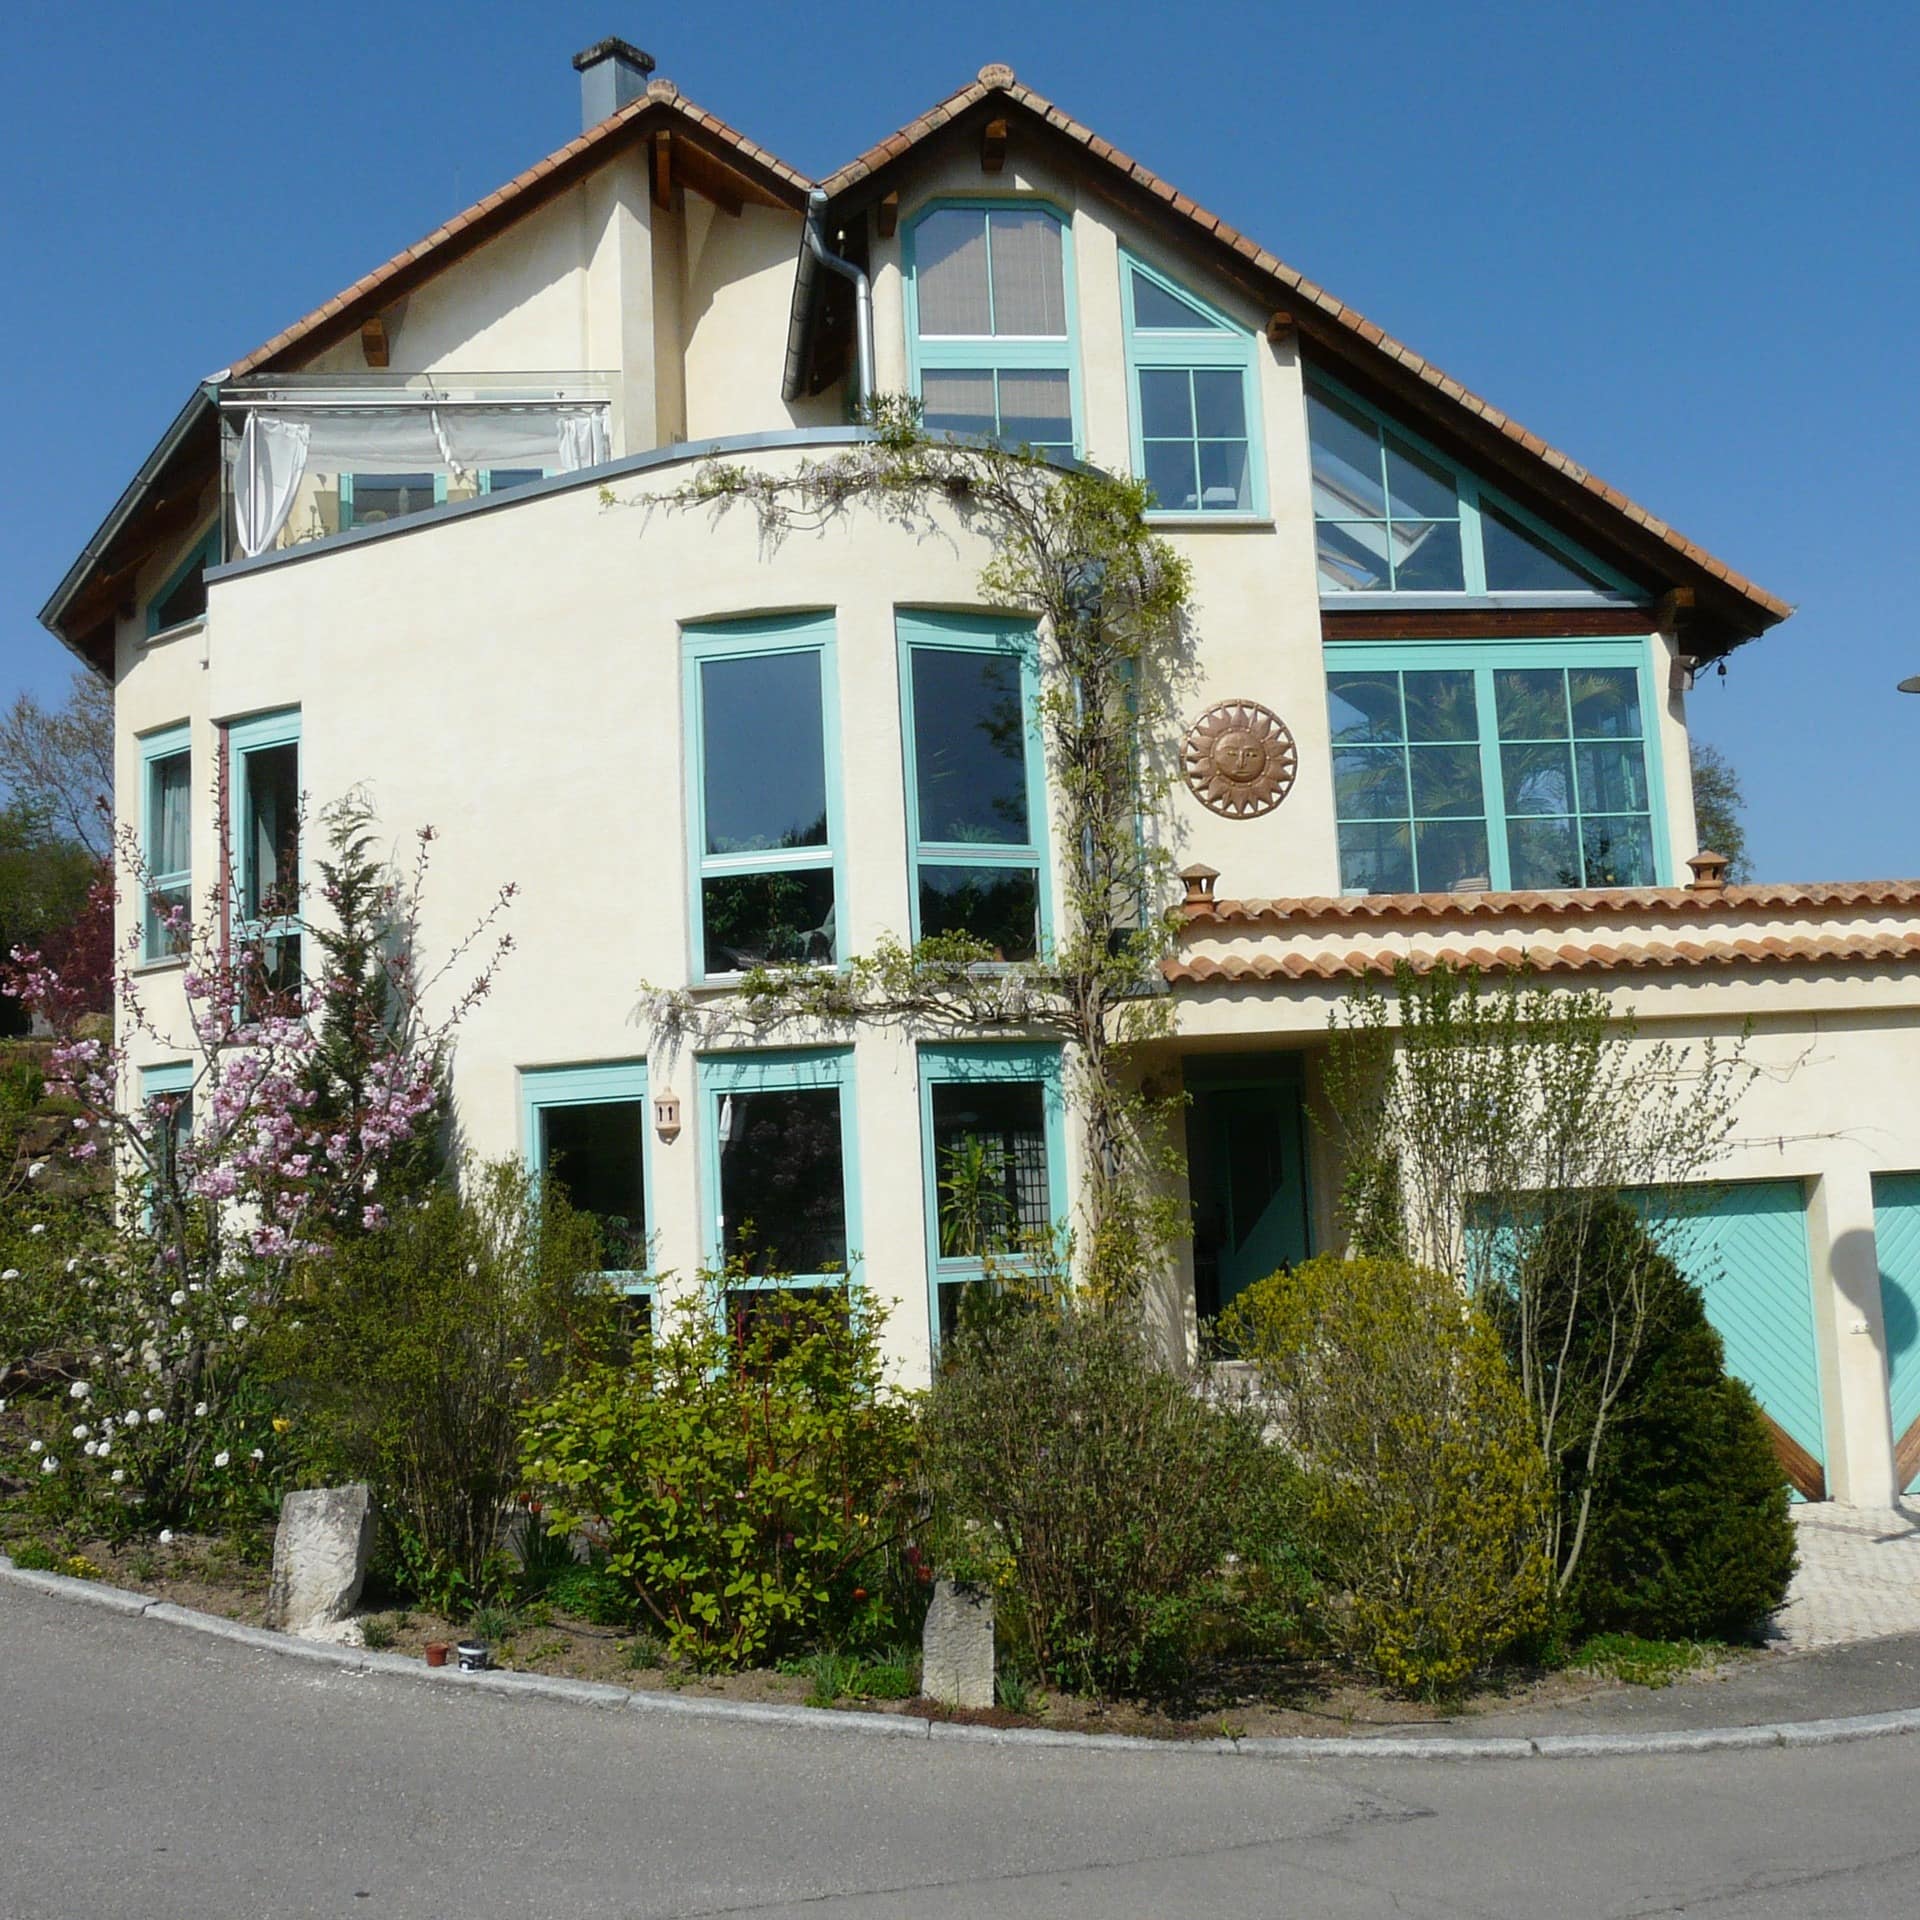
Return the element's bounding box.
[908,202,1076,458]
[524,1063,650,1287]
[1307,377,1630,597]
[1121,255,1261,515]
[920,1044,1065,1343]
[228,709,302,1002]
[339,472,446,528]
[140,1062,194,1219]
[685,617,841,979]
[899,612,1049,961]
[147,530,218,637]
[139,724,191,961]
[1326,644,1663,893]
[704,1051,857,1300]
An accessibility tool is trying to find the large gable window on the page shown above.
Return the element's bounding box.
[1121,254,1262,516]
[1326,641,1666,893]
[1307,377,1632,598]
[906,202,1077,459]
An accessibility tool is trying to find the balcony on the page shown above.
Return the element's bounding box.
[219,372,614,559]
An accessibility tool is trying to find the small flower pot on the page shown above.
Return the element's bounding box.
[424,1642,450,1668]
[456,1641,492,1672]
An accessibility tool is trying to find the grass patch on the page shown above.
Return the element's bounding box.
[781,1646,922,1707]
[1575,1633,1725,1688]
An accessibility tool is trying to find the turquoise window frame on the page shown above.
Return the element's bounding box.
[1119,250,1267,519]
[902,196,1083,458]
[140,1060,195,1224]
[522,1061,654,1292]
[698,1048,861,1289]
[896,610,1053,960]
[146,528,219,638]
[1307,370,1639,598]
[226,707,304,990]
[683,614,844,983]
[338,471,449,529]
[478,467,552,496]
[1323,637,1672,891]
[138,722,192,962]
[919,1041,1068,1348]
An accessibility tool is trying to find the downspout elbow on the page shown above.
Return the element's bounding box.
[799,188,874,413]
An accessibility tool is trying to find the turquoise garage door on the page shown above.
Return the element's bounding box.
[1644,1182,1826,1500]
[1873,1172,1920,1492]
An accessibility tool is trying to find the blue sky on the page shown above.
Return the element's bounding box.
[4,1,1915,879]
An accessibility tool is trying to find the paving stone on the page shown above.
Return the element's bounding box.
[1772,1502,1920,1651]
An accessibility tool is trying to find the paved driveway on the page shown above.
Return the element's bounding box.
[5,1581,1920,1919]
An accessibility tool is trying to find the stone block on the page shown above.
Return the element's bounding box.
[921,1577,995,1709]
[265,1483,375,1636]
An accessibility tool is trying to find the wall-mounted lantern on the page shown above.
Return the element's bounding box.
[652,1090,682,1140]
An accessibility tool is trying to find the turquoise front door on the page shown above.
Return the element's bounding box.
[1187,1066,1311,1322]
[1872,1172,1920,1490]
[1642,1181,1827,1500]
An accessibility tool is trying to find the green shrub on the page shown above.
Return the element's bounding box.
[1545,1205,1797,1641]
[265,1159,617,1610]
[1225,1253,1551,1699]
[923,1293,1282,1699]
[522,1274,922,1672]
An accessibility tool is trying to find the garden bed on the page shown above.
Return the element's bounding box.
[0,1519,1756,1741]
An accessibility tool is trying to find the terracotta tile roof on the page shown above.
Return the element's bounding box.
[823,67,1790,633]
[230,83,813,378]
[1184,881,1920,930]
[1165,929,1920,986]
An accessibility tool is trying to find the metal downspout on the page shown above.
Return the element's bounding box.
[789,188,874,410]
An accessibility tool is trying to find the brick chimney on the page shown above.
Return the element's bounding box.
[573,37,656,130]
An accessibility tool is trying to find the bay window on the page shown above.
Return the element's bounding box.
[906,201,1077,458]
[1326,641,1666,893]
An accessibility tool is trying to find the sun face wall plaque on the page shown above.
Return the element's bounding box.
[1182,700,1299,819]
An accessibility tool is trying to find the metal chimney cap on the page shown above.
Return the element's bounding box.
[572,37,656,75]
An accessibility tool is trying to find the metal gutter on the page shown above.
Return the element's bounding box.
[38,380,223,665]
[782,189,872,408]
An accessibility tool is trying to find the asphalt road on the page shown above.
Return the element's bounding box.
[5,1583,1920,1919]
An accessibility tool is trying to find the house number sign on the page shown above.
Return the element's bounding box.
[1182,700,1298,819]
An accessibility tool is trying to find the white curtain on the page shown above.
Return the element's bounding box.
[234,414,311,558]
[556,409,611,472]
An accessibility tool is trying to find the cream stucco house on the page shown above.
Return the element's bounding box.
[41,41,1920,1508]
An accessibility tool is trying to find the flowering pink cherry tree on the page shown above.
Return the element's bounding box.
[2,785,515,1524]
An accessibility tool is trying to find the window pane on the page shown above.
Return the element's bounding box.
[153,556,207,632]
[348,473,437,523]
[1496,668,1570,740]
[147,882,190,959]
[1131,269,1219,329]
[919,865,1040,960]
[243,743,299,920]
[702,869,836,974]
[1481,499,1616,592]
[1409,744,1485,819]
[987,210,1067,335]
[1414,818,1491,892]
[1569,667,1643,740]
[1138,368,1193,439]
[1401,669,1478,742]
[1144,439,1199,513]
[1507,815,1583,889]
[915,209,990,333]
[911,648,1029,844]
[1192,368,1246,441]
[1316,521,1392,592]
[701,652,827,854]
[1307,390,1387,519]
[1389,520,1465,591]
[1580,816,1656,887]
[1337,821,1414,894]
[151,751,190,876]
[996,369,1072,449]
[1196,438,1250,511]
[1384,437,1457,521]
[1575,741,1650,815]
[541,1101,647,1270]
[1333,745,1408,821]
[487,467,544,493]
[932,1079,1051,1258]
[921,368,997,437]
[1501,741,1575,815]
[719,1087,847,1275]
[1327,671,1403,744]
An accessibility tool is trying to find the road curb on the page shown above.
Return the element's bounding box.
[5,1556,1917,1762]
